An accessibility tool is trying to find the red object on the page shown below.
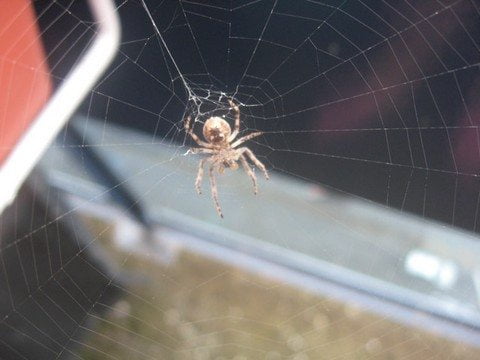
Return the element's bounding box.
[0,0,52,164]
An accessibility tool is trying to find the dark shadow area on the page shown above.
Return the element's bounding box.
[0,172,122,359]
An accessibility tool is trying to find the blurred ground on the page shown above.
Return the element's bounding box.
[78,217,480,360]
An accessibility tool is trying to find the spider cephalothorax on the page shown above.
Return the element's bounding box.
[185,99,269,218]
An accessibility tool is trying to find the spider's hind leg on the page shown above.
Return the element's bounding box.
[184,115,213,148]
[228,99,240,142]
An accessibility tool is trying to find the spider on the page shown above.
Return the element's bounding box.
[185,99,269,218]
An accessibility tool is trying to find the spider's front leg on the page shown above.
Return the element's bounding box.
[209,164,223,218]
[189,148,214,155]
[195,158,207,194]
[240,147,269,180]
[239,155,258,194]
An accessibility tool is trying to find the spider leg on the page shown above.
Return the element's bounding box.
[184,115,213,148]
[240,147,269,180]
[227,99,240,142]
[209,164,223,218]
[189,148,214,154]
[239,155,258,195]
[195,158,207,194]
[231,131,263,148]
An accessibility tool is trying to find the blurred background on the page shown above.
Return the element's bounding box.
[1,0,480,358]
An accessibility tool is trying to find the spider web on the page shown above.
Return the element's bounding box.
[1,0,480,358]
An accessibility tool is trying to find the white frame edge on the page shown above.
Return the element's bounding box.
[0,0,121,215]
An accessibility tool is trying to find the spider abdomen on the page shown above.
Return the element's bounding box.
[203,116,231,144]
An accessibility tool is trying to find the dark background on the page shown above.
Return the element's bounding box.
[34,0,480,233]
